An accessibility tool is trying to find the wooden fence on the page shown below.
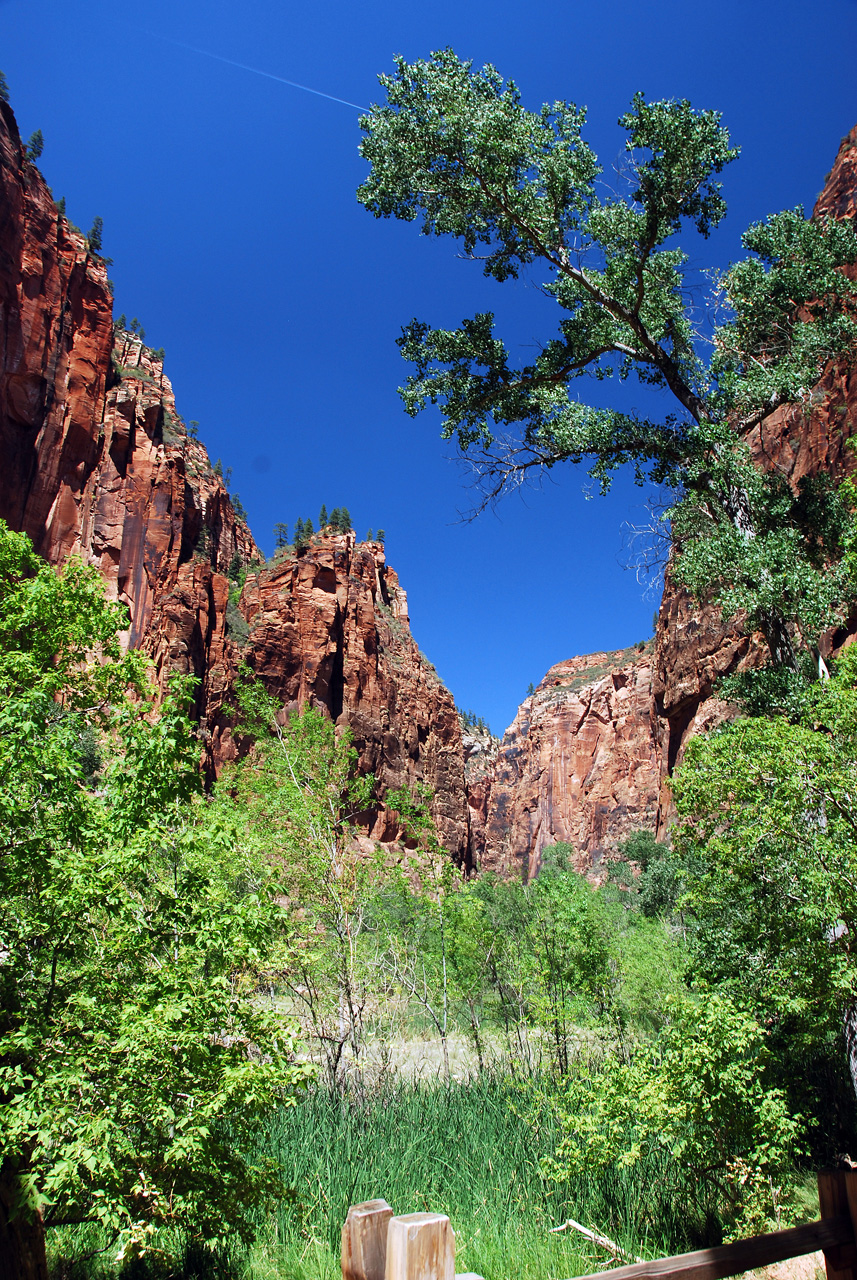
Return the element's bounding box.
[341,1170,857,1280]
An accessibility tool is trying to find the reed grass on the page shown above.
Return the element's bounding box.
[47,1073,715,1280]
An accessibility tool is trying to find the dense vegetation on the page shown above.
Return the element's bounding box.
[7,497,855,1276]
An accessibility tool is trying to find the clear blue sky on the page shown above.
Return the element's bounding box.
[4,0,857,734]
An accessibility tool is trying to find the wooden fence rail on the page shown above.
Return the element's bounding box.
[342,1170,857,1280]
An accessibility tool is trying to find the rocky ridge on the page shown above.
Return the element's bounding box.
[466,123,857,874]
[0,98,470,863]
[468,646,661,877]
[3,86,857,876]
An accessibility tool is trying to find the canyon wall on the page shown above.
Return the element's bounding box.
[3,87,856,877]
[0,99,470,864]
[466,123,857,875]
[467,647,660,879]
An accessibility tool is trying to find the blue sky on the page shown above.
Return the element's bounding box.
[3,0,857,734]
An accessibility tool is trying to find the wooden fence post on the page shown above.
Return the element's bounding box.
[385,1212,455,1280]
[342,1199,394,1280]
[818,1171,857,1280]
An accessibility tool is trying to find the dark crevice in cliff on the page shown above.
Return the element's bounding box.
[330,609,346,722]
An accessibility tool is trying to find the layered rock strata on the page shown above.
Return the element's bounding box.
[471,647,661,879]
[468,123,857,873]
[0,99,469,863]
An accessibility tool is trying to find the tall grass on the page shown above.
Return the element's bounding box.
[246,1073,697,1280]
[47,1073,711,1280]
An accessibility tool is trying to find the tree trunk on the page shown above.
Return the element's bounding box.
[843,998,857,1100]
[0,1164,48,1280]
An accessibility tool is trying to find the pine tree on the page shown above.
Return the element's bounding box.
[213,459,223,477]
[116,313,127,331]
[25,129,43,161]
[87,215,103,254]
[274,522,289,549]
[329,507,342,532]
[130,318,140,334]
[340,508,352,532]
[319,503,328,528]
[0,71,9,104]
[138,328,146,343]
[56,196,66,216]
[305,517,314,537]
[366,529,373,542]
[377,529,386,544]
[188,421,199,440]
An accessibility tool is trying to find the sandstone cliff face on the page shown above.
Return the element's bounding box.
[229,537,469,860]
[469,124,857,873]
[652,124,857,791]
[471,647,661,879]
[4,83,856,877]
[0,100,470,864]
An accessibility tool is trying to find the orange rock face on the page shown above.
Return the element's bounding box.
[232,536,469,861]
[4,86,857,877]
[471,648,661,878]
[0,100,470,865]
[469,123,857,873]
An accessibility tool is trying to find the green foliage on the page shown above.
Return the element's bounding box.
[0,70,9,104]
[377,528,386,543]
[188,419,199,440]
[130,317,140,334]
[213,457,223,477]
[0,522,310,1264]
[115,312,127,330]
[318,502,328,527]
[358,51,857,687]
[458,706,491,734]
[216,676,377,1090]
[607,830,681,919]
[254,1075,690,1273]
[672,647,857,1045]
[522,852,618,1073]
[25,128,43,160]
[273,521,289,549]
[55,195,66,216]
[87,215,103,254]
[542,993,802,1239]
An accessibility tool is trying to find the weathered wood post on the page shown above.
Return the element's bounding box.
[385,1212,455,1280]
[818,1170,857,1280]
[342,1199,394,1280]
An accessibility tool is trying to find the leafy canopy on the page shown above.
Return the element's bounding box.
[359,50,857,461]
[0,522,311,1264]
[358,52,857,689]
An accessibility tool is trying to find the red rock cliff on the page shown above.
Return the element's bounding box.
[468,647,661,877]
[0,99,470,864]
[469,123,857,874]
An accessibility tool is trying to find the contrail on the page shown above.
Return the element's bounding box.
[144,30,368,112]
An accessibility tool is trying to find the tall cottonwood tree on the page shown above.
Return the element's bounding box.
[358,51,857,691]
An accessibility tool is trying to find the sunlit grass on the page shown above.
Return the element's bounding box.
[47,1072,727,1280]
